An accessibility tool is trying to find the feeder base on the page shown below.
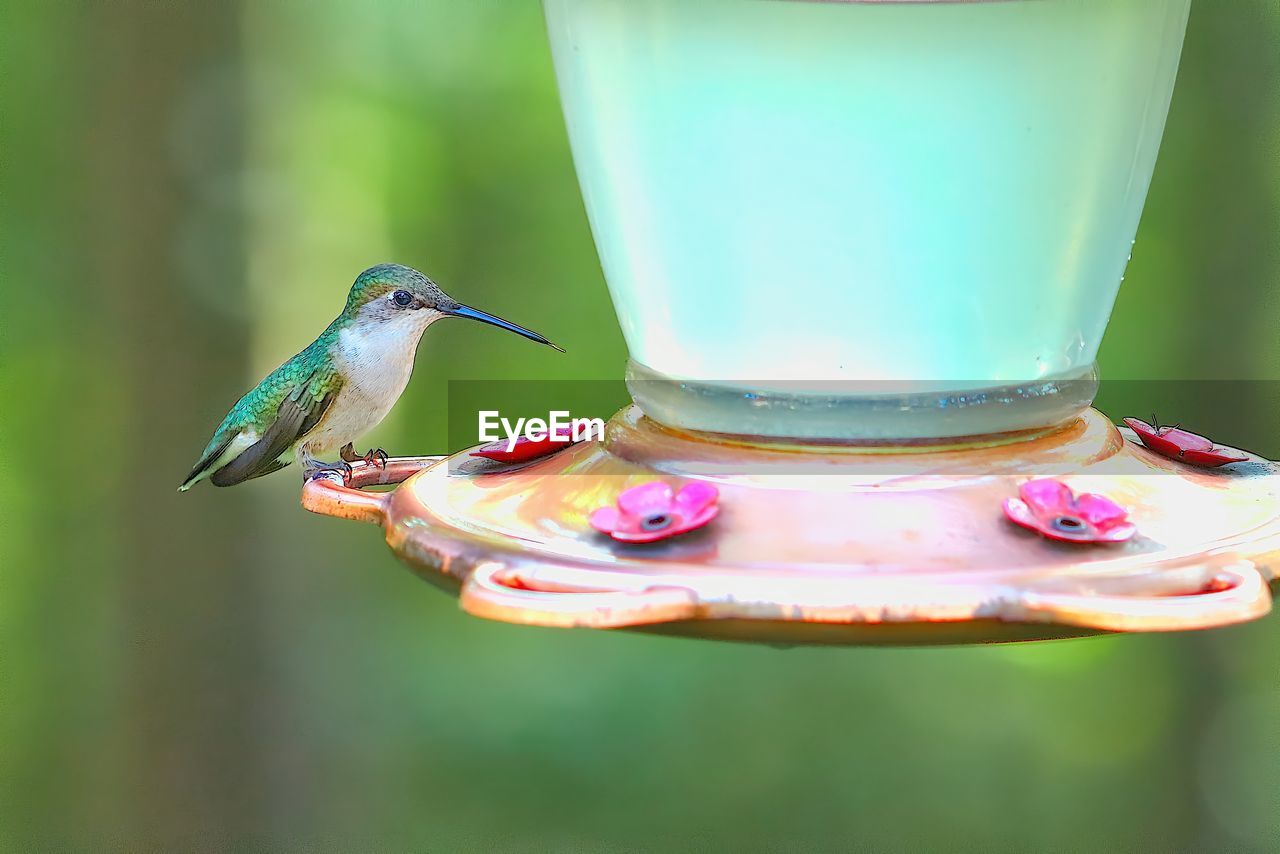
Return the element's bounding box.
[303,407,1280,645]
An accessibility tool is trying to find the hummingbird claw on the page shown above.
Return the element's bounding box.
[340,443,388,468]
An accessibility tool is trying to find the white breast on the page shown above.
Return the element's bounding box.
[335,322,418,402]
[304,314,437,454]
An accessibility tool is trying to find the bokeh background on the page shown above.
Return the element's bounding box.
[2,1,1279,851]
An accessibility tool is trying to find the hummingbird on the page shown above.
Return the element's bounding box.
[179,263,562,491]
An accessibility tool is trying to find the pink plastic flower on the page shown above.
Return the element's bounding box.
[589,481,720,543]
[1003,479,1136,544]
[1123,417,1247,468]
[470,427,576,464]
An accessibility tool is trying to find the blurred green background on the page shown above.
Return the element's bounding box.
[2,1,1279,851]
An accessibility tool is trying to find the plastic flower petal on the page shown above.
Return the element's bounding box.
[674,481,719,517]
[590,480,720,543]
[1003,479,1136,544]
[1073,493,1128,528]
[1123,418,1247,468]
[1019,478,1075,515]
[616,481,676,518]
[470,427,577,463]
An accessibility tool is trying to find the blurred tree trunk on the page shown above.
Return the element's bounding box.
[78,4,263,848]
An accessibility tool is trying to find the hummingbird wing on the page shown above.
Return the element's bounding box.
[181,355,343,490]
[208,369,343,487]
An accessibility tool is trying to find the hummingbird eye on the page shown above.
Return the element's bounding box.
[392,290,413,308]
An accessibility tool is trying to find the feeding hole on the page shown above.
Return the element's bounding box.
[1050,515,1086,533]
[641,514,672,532]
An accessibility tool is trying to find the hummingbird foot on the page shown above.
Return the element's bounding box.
[302,457,353,484]
[340,442,389,469]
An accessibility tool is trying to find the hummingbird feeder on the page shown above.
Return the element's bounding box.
[304,0,1279,645]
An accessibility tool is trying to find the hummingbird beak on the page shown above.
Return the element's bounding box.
[443,303,565,352]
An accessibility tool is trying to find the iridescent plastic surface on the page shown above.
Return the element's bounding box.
[304,409,1279,645]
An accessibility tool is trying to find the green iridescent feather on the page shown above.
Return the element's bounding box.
[181,328,344,488]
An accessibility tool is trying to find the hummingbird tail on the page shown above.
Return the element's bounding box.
[180,431,237,492]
